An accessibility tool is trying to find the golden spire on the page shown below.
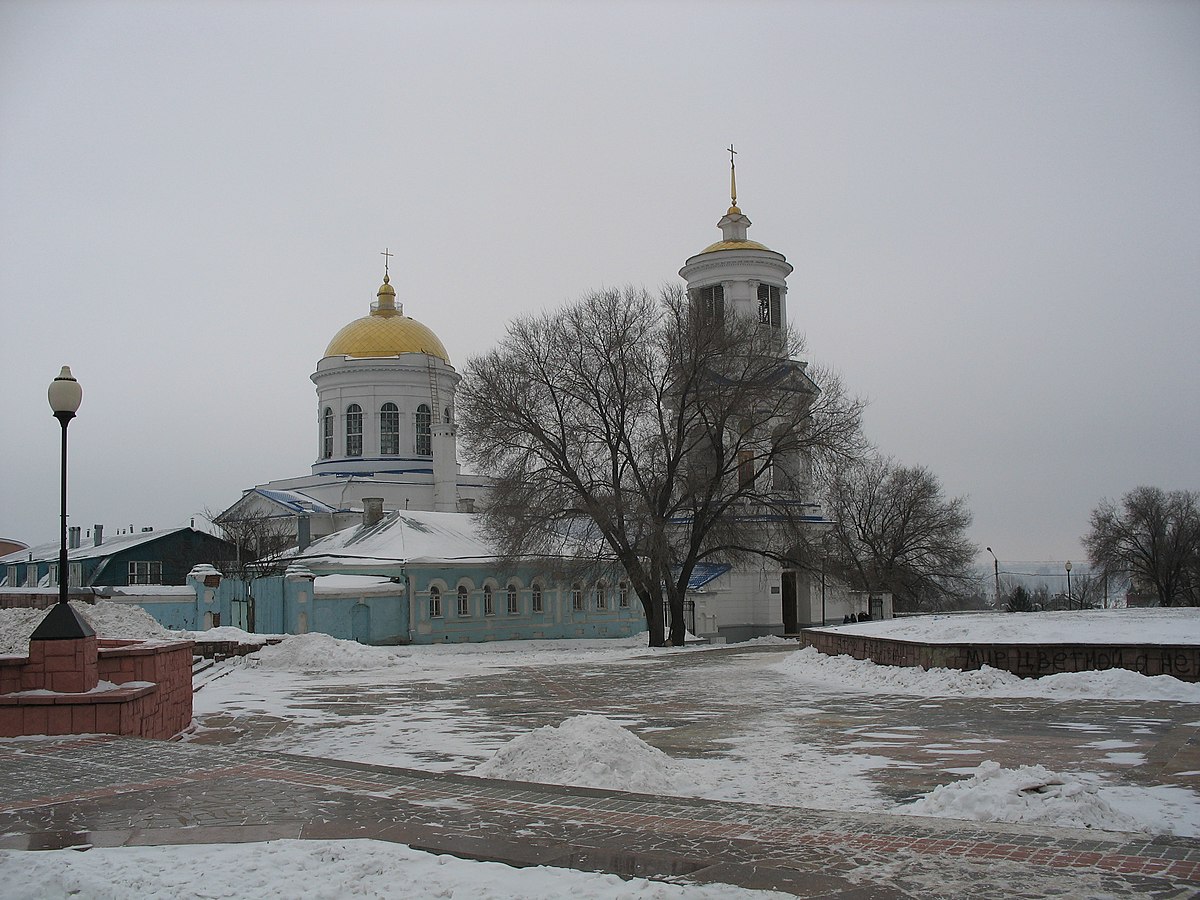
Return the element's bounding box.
[375,248,398,315]
[727,144,740,214]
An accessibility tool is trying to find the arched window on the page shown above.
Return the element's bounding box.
[757,283,782,328]
[506,583,519,615]
[428,586,442,618]
[346,404,363,457]
[483,584,495,616]
[571,583,583,612]
[618,581,630,608]
[457,585,470,617]
[531,583,544,613]
[322,407,333,459]
[380,403,399,456]
[415,404,432,456]
[595,583,607,610]
[443,405,453,424]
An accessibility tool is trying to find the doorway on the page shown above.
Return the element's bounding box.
[781,571,798,633]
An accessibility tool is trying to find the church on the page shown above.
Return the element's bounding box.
[213,171,883,643]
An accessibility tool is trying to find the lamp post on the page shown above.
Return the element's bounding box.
[49,367,83,606]
[32,367,94,639]
[1065,560,1073,611]
[986,547,1001,609]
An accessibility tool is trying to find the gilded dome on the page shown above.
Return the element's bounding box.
[323,277,450,362]
[699,239,772,254]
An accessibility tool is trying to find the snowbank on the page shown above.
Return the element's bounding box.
[0,838,784,899]
[902,762,1139,831]
[251,632,406,673]
[775,646,1200,702]
[0,600,177,655]
[472,714,695,795]
[817,608,1200,646]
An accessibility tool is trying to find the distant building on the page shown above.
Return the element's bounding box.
[0,526,235,590]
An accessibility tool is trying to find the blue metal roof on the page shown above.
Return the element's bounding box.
[687,563,732,590]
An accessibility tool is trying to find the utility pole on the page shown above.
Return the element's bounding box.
[986,547,1001,609]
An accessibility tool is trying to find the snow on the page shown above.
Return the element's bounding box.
[818,607,1200,645]
[472,714,696,795]
[313,573,404,595]
[181,625,276,644]
[0,839,788,899]
[0,600,177,654]
[250,632,408,673]
[773,646,1200,702]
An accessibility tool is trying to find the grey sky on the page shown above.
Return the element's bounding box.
[2,1,1197,568]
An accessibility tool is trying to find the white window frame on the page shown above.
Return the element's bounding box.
[531,583,543,613]
[457,586,470,617]
[128,560,162,585]
[428,586,442,618]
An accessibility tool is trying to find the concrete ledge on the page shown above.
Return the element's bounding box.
[800,629,1200,682]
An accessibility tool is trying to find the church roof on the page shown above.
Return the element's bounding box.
[295,509,495,568]
[323,275,450,362]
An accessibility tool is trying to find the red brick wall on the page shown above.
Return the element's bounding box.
[0,638,194,740]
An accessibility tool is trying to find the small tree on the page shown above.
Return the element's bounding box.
[206,506,295,581]
[1006,585,1033,613]
[823,455,977,612]
[1084,487,1199,607]
[457,285,864,646]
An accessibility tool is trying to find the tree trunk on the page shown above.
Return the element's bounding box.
[642,595,666,647]
[667,589,686,647]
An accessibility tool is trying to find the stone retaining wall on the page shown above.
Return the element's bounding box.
[800,629,1200,682]
[0,637,194,739]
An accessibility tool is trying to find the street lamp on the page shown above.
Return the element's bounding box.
[1065,560,1073,611]
[32,367,95,639]
[986,547,1001,609]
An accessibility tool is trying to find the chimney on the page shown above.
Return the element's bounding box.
[362,498,384,528]
[296,514,311,552]
[68,526,80,549]
[93,524,104,547]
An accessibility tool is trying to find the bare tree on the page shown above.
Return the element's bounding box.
[457,285,864,647]
[205,505,295,582]
[1085,487,1199,607]
[823,455,977,612]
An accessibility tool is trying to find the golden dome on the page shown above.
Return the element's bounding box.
[323,278,450,362]
[699,239,772,254]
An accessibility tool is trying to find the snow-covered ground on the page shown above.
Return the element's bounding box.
[5,603,1200,895]
[0,839,789,900]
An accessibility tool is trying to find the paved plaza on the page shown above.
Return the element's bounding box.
[2,644,1199,896]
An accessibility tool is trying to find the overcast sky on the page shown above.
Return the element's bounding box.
[2,0,1197,568]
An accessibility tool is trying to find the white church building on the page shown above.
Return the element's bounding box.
[215,177,884,641]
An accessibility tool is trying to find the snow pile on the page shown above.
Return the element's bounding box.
[0,600,177,654]
[251,632,404,673]
[0,838,782,900]
[817,608,1200,646]
[902,761,1143,832]
[774,646,1200,702]
[473,714,695,795]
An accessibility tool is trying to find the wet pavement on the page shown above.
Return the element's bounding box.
[3,643,1200,896]
[1,734,1199,898]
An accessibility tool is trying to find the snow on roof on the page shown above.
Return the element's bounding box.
[253,489,338,514]
[296,509,498,568]
[0,527,191,565]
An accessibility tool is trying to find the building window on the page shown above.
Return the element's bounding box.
[346,404,363,457]
[571,583,583,612]
[48,564,59,587]
[415,403,432,456]
[6,566,17,587]
[595,583,607,610]
[483,585,495,615]
[444,405,453,425]
[738,449,756,489]
[695,284,724,324]
[457,586,470,617]
[507,584,519,614]
[128,561,162,585]
[322,407,333,459]
[757,283,782,328]
[380,403,400,455]
[531,583,543,613]
[429,586,442,618]
[619,581,630,608]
